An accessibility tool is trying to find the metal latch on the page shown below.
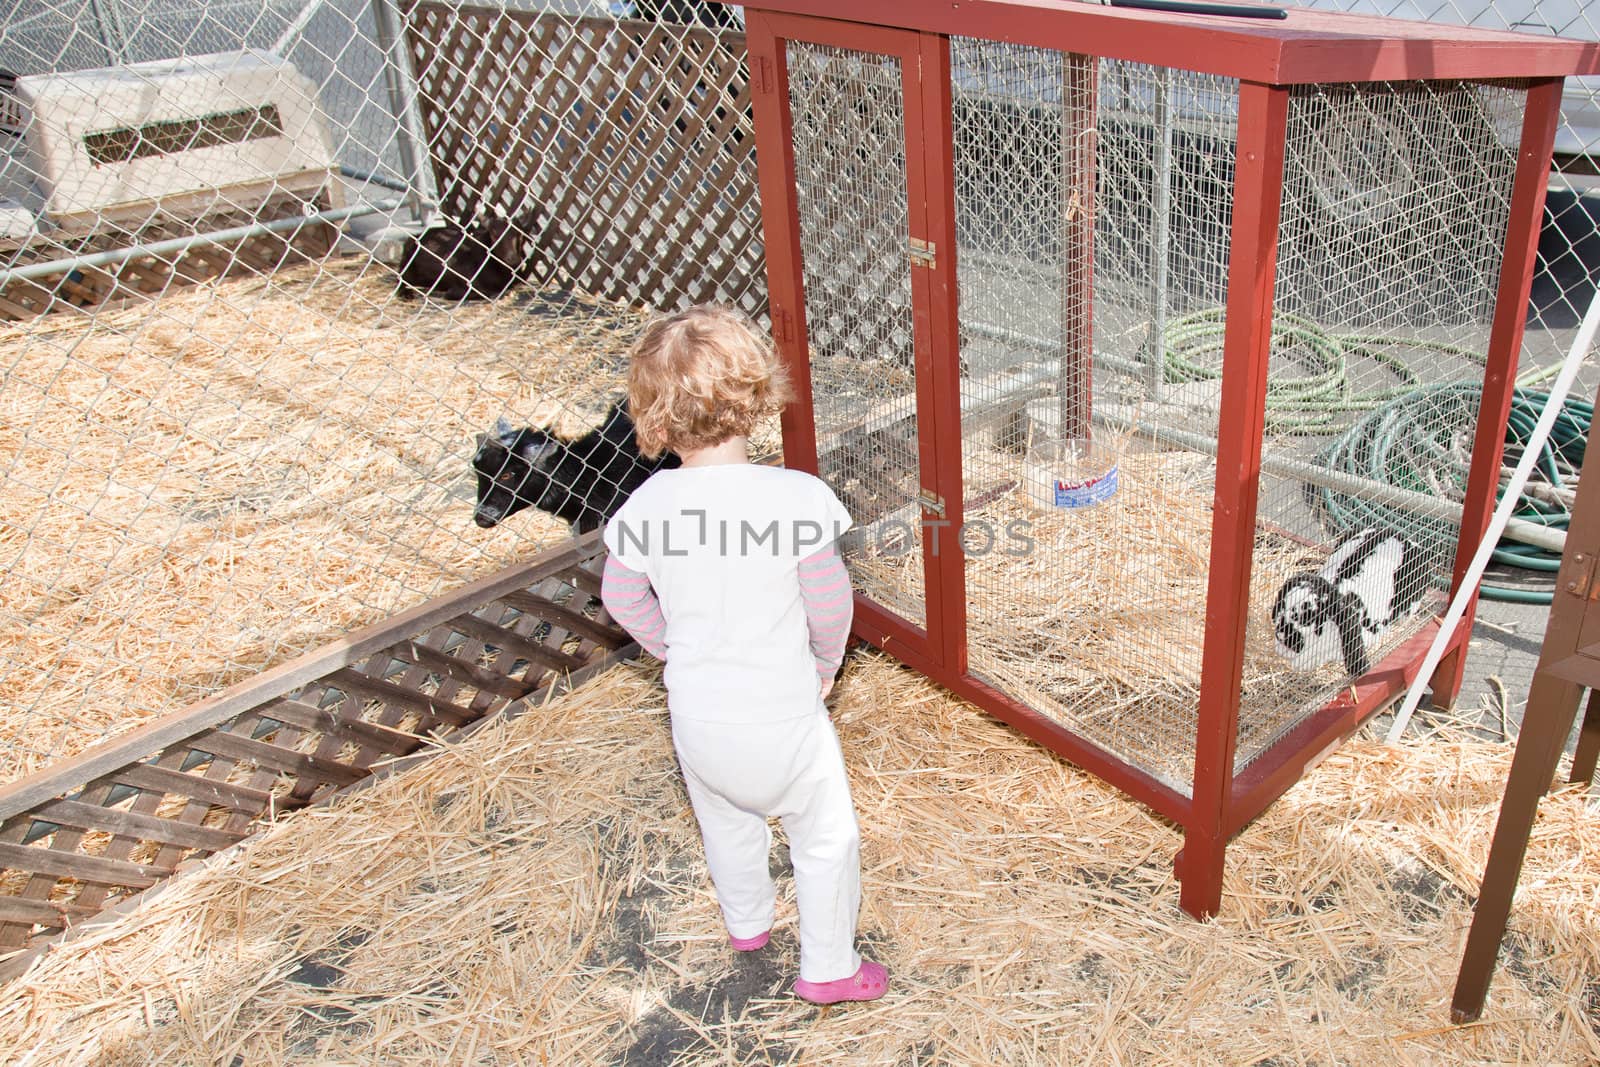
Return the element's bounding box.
[909,237,936,269]
[1566,551,1597,600]
[917,487,945,516]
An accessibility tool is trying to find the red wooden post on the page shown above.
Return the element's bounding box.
[1431,77,1565,710]
[744,11,820,476]
[897,27,953,667]
[1180,80,1289,920]
[915,32,971,676]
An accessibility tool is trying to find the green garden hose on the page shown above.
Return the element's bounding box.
[1158,309,1589,603]
[1303,386,1588,603]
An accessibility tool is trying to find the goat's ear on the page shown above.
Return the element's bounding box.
[493,416,518,445]
[520,434,563,468]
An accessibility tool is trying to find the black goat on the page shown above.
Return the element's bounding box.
[396,213,541,303]
[472,402,680,533]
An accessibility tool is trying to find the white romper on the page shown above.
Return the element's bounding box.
[602,464,862,982]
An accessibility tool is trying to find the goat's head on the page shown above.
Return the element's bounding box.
[471,417,563,528]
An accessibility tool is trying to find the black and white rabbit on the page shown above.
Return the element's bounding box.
[1272,528,1431,677]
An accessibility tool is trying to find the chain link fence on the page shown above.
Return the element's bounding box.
[0,1,1594,793]
[0,0,758,788]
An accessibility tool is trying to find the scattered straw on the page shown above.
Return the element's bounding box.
[0,259,779,785]
[1,653,1594,1064]
[852,442,1433,788]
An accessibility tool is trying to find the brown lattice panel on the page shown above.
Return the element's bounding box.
[0,536,634,977]
[401,3,764,315]
[0,190,339,321]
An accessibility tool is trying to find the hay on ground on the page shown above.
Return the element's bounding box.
[1,653,1594,1065]
[0,259,777,785]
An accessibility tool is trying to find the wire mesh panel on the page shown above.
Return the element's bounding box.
[785,40,927,629]
[1235,79,1528,772]
[0,4,764,795]
[952,44,1238,794]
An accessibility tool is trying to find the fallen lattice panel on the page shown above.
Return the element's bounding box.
[0,535,632,974]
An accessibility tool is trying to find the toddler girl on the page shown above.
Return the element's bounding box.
[600,304,887,1005]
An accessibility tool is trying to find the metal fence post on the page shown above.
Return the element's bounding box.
[369,0,435,227]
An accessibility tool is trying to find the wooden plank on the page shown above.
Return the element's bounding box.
[28,799,246,853]
[259,698,425,756]
[385,637,534,701]
[0,841,163,891]
[111,763,274,815]
[0,896,99,927]
[188,730,367,790]
[323,668,473,727]
[562,562,605,598]
[446,614,587,674]
[491,591,628,648]
[0,540,585,823]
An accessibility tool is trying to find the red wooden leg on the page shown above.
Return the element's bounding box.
[1429,644,1468,712]
[1570,687,1600,786]
[1175,829,1226,920]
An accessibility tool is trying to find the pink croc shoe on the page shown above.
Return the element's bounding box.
[729,929,770,951]
[794,959,888,1005]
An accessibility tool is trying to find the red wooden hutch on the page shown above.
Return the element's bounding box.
[739,0,1600,916]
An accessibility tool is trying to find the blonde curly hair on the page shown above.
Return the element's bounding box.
[626,304,793,458]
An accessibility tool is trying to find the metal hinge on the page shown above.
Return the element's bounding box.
[755,56,774,95]
[1566,551,1597,600]
[917,487,945,516]
[909,237,936,269]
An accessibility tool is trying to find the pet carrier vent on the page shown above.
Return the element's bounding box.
[8,49,337,231]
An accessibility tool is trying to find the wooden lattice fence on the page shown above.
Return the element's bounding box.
[400,3,766,316]
[0,536,633,978]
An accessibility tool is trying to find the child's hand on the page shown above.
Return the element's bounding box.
[820,677,834,701]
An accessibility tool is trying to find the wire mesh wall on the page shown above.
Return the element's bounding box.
[786,41,927,629]
[934,48,1533,793]
[1240,79,1528,773]
[951,48,1241,793]
[0,2,759,789]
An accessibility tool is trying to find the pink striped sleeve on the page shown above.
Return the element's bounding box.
[601,553,668,661]
[798,544,853,679]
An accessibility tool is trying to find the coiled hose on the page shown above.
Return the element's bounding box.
[1161,309,1589,603]
[1307,386,1589,603]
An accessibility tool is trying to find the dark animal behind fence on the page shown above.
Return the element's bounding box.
[396,211,543,302]
[473,402,680,533]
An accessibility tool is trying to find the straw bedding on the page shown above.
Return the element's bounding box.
[852,443,1433,790]
[1,653,1594,1064]
[2,259,787,785]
